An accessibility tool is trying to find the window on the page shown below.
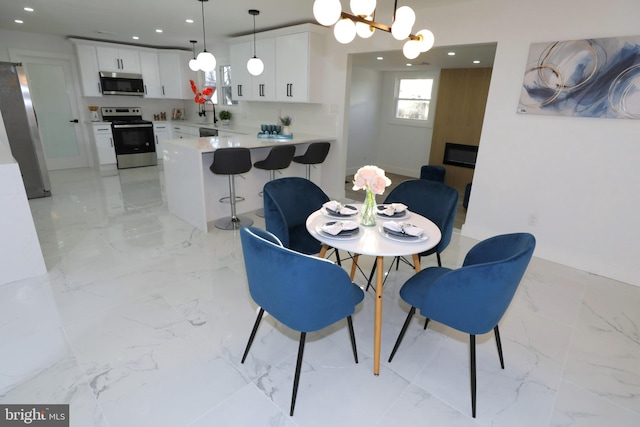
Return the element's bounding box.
[218,65,235,105]
[203,69,217,104]
[203,65,236,106]
[394,78,434,122]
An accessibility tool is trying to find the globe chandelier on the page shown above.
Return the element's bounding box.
[189,0,217,72]
[313,0,435,59]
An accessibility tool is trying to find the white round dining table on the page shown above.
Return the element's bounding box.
[306,204,442,375]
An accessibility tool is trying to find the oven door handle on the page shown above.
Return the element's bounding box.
[112,123,153,129]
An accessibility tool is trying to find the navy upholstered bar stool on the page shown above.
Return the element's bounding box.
[209,147,253,230]
[292,142,330,180]
[254,145,296,217]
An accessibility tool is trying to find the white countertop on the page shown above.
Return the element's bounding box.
[164,131,335,154]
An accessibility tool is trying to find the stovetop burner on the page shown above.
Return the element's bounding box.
[101,107,149,123]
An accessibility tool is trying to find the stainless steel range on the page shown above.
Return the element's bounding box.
[101,107,156,169]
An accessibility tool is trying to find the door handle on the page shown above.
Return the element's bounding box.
[69,119,79,123]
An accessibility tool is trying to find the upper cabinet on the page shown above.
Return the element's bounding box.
[229,42,253,101]
[229,39,276,101]
[70,39,196,99]
[275,32,324,103]
[251,38,277,101]
[229,24,326,104]
[74,43,102,97]
[158,51,197,100]
[96,46,141,74]
[139,50,163,98]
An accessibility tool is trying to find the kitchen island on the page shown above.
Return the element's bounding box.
[163,131,334,232]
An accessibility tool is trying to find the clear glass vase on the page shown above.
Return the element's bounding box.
[361,188,377,227]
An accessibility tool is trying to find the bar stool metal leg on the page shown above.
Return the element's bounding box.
[214,175,253,230]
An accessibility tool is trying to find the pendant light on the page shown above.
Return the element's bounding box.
[313,0,435,59]
[195,0,216,72]
[246,9,264,76]
[188,40,200,71]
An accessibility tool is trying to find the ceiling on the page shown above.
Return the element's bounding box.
[0,0,494,69]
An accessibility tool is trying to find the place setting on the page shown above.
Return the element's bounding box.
[376,202,410,219]
[316,219,362,240]
[321,200,359,218]
[379,220,428,242]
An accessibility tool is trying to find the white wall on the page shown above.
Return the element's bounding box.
[346,65,382,174]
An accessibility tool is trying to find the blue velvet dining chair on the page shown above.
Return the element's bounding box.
[419,165,446,183]
[263,177,345,264]
[366,179,459,289]
[387,232,536,418]
[263,177,329,254]
[239,226,365,416]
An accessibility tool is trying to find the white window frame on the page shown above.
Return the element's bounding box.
[389,72,437,128]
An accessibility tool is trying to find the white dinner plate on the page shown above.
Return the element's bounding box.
[316,224,363,240]
[378,225,428,243]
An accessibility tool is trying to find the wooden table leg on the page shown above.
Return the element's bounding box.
[349,254,359,281]
[374,255,384,375]
[318,244,328,259]
[412,254,421,273]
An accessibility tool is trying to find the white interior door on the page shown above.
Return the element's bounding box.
[11,53,88,170]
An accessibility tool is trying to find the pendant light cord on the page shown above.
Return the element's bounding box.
[252,10,258,58]
[201,0,208,51]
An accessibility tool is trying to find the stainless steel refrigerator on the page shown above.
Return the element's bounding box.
[0,61,51,199]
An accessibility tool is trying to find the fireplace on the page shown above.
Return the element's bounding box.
[443,142,478,169]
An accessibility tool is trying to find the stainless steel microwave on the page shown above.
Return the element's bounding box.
[99,71,144,96]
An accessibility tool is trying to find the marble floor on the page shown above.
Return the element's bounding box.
[1,165,639,427]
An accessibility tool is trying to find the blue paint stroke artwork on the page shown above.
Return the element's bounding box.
[518,35,640,119]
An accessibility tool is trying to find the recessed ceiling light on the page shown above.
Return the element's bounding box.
[24,7,34,12]
[186,19,194,23]
[15,19,24,24]
[447,52,455,56]
[376,56,383,60]
[155,29,163,33]
[406,63,413,67]
[473,60,480,64]
[132,36,140,40]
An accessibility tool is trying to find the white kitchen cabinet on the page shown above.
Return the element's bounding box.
[229,42,253,100]
[171,124,200,139]
[153,123,170,160]
[275,32,324,103]
[250,38,276,101]
[158,51,197,100]
[92,123,116,165]
[229,25,326,103]
[74,43,102,97]
[71,39,195,100]
[96,46,141,74]
[139,51,162,98]
[230,39,276,101]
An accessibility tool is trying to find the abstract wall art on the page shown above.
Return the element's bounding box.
[518,35,640,119]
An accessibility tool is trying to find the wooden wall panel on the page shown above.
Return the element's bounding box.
[430,68,492,191]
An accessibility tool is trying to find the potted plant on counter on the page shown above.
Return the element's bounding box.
[219,110,232,126]
[279,115,292,135]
